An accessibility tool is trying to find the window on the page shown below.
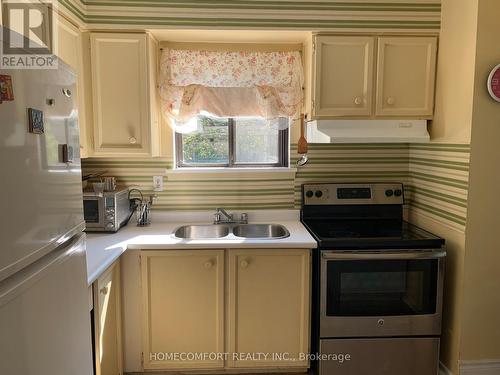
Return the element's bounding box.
[175,115,289,168]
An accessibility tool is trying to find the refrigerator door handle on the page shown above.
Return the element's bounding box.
[60,143,74,164]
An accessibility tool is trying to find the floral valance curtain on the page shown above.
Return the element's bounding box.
[158,48,304,126]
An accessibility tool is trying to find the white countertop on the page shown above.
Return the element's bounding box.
[85,210,317,285]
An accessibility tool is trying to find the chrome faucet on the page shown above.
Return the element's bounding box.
[213,208,248,224]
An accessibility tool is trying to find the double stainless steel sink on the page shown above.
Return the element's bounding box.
[173,224,290,240]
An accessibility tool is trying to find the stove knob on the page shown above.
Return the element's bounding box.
[105,222,115,229]
[315,190,323,198]
[394,189,403,197]
[385,189,394,197]
[305,190,314,198]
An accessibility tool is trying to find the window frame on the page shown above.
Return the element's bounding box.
[175,117,289,169]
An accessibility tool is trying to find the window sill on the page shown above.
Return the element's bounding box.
[166,167,297,175]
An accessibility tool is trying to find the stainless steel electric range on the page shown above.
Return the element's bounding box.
[301,183,446,375]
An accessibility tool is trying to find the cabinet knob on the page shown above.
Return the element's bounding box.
[354,97,362,105]
[386,97,395,105]
[129,137,137,144]
[240,260,249,269]
[204,260,213,269]
[100,286,108,295]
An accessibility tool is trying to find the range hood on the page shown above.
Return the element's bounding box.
[306,120,430,143]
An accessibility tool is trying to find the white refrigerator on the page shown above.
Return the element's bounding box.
[0,38,93,374]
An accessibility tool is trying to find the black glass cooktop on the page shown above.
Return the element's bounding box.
[303,219,445,249]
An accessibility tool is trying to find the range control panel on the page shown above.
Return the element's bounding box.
[302,183,404,205]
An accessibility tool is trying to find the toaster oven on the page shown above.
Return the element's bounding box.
[83,186,132,232]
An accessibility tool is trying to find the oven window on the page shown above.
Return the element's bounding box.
[326,259,438,316]
[83,200,100,223]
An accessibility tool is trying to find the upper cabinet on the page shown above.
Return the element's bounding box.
[313,36,374,117]
[57,17,89,158]
[89,33,160,157]
[310,35,438,119]
[375,37,437,117]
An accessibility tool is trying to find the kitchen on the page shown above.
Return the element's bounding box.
[0,1,499,375]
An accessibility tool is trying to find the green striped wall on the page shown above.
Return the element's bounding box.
[407,143,470,230]
[82,142,470,232]
[59,0,441,31]
[82,157,296,210]
[291,143,470,231]
[291,143,410,206]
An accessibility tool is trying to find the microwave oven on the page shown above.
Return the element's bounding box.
[83,186,132,232]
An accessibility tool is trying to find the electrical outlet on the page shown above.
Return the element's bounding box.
[153,175,163,191]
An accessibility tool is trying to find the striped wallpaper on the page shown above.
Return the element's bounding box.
[81,158,297,210]
[291,143,410,207]
[407,143,470,231]
[59,0,441,31]
[82,142,470,232]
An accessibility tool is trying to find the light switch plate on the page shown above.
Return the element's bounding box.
[153,175,163,191]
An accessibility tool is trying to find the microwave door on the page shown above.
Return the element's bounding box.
[83,198,104,229]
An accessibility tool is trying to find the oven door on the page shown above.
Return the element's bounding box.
[82,197,105,230]
[320,250,445,337]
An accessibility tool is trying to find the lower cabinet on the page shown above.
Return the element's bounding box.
[140,249,311,371]
[141,250,225,370]
[93,261,123,375]
[227,249,310,368]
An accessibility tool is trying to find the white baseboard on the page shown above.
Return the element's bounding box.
[460,360,500,375]
[440,362,454,375]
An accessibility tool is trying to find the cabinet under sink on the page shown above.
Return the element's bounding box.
[140,248,310,370]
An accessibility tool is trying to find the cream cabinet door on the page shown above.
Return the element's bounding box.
[90,33,151,156]
[141,250,225,370]
[313,36,374,117]
[227,249,310,368]
[58,17,89,158]
[376,37,437,117]
[94,261,123,375]
[58,18,80,71]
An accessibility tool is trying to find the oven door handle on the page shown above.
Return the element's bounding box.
[322,250,446,260]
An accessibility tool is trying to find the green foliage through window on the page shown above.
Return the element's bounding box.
[182,117,229,164]
[176,115,288,168]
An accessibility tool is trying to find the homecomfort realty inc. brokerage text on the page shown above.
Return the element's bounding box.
[150,352,352,363]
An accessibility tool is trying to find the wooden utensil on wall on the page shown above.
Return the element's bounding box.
[297,113,308,154]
